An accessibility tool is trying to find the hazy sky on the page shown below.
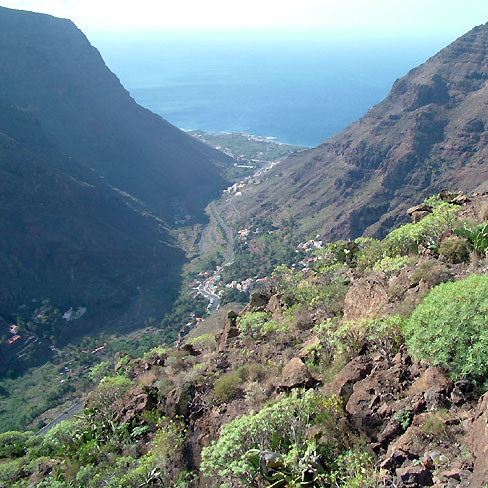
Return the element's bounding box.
[1,0,487,39]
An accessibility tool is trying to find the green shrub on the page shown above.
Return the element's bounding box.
[454,222,488,256]
[0,431,32,458]
[373,255,410,273]
[439,237,470,263]
[354,237,386,271]
[404,274,488,379]
[116,418,185,487]
[393,408,412,431]
[237,311,269,337]
[88,361,112,383]
[0,458,24,485]
[237,311,289,339]
[411,259,451,287]
[323,447,380,488]
[201,390,343,487]
[318,241,359,267]
[329,315,404,361]
[384,197,460,256]
[186,333,217,351]
[214,372,243,402]
[260,319,289,336]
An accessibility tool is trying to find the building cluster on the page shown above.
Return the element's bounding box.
[6,323,21,345]
[62,306,87,321]
[224,181,246,195]
[296,236,324,253]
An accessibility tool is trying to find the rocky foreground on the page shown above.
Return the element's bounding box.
[3,191,488,488]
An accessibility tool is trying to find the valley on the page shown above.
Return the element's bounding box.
[2,5,488,488]
[0,127,299,433]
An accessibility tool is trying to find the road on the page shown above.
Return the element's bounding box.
[195,202,235,313]
[210,201,234,265]
[36,400,84,435]
[229,194,240,220]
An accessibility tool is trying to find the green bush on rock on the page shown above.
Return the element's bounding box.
[383,197,459,256]
[201,390,377,487]
[404,273,488,379]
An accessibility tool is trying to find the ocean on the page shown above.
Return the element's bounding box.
[94,34,456,147]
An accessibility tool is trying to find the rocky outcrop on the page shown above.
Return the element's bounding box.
[217,311,239,351]
[114,386,158,425]
[166,382,195,418]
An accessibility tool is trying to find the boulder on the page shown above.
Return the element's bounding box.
[280,358,311,389]
[409,367,452,409]
[395,465,433,486]
[439,190,469,205]
[343,272,389,321]
[407,203,433,224]
[323,355,373,401]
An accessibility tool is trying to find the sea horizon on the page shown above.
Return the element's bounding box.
[94,34,460,147]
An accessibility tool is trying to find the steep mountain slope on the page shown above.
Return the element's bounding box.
[0,99,182,320]
[0,6,232,221]
[239,23,488,239]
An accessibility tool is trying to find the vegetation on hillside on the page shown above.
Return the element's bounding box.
[3,193,488,487]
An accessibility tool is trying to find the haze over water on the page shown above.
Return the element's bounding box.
[97,35,458,147]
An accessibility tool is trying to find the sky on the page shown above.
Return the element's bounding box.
[1,0,488,40]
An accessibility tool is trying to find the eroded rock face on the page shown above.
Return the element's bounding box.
[217,311,239,351]
[166,382,195,418]
[114,386,157,425]
[343,272,389,321]
[468,392,488,488]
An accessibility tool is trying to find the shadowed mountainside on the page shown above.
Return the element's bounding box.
[0,99,182,319]
[0,6,233,221]
[239,22,488,239]
[0,6,234,325]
